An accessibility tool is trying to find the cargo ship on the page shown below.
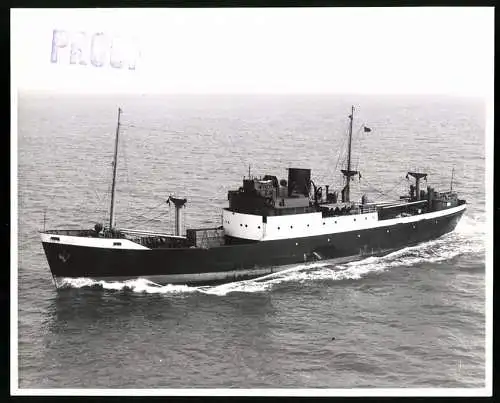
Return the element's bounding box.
[40,106,466,288]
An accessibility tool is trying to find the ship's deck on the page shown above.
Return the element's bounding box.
[42,228,192,249]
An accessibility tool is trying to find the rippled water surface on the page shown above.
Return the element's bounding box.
[17,93,486,389]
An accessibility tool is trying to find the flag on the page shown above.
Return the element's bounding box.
[363,126,371,133]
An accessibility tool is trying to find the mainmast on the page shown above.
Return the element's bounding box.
[341,105,359,203]
[109,107,122,230]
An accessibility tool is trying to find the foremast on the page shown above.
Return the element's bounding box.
[109,107,122,230]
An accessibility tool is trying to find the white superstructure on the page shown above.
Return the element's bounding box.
[222,204,466,242]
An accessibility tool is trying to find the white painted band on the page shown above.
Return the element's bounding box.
[41,204,465,249]
[40,233,149,250]
[57,267,277,285]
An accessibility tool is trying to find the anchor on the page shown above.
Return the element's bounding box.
[312,251,323,261]
[58,250,70,263]
[304,251,323,262]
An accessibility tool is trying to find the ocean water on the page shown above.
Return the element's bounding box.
[16,93,486,389]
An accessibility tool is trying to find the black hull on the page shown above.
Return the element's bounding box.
[42,209,464,286]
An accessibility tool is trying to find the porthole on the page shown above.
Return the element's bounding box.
[245,224,247,228]
[365,217,368,220]
[278,227,280,230]
[240,224,242,227]
[435,220,438,224]
[354,218,356,222]
[334,221,337,224]
[412,225,415,229]
[386,229,390,233]
[295,242,299,246]
[327,238,331,242]
[307,224,310,227]
[357,234,360,238]
[323,222,326,225]
[258,226,261,229]
[290,226,293,229]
